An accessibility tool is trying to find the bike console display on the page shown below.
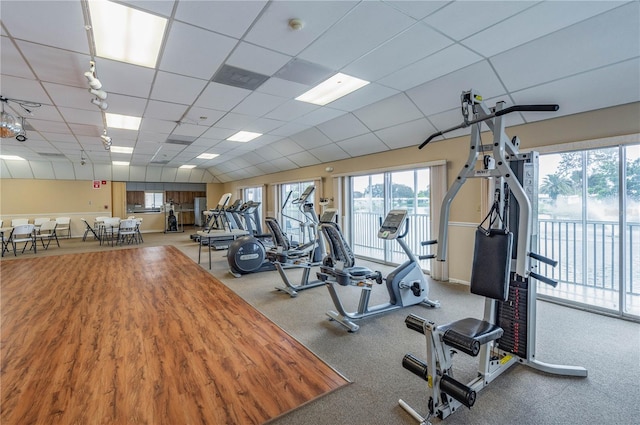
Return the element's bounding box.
[378,209,408,240]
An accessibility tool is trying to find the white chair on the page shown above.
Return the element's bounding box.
[35,221,59,249]
[11,218,29,227]
[8,224,36,255]
[101,218,120,246]
[34,217,50,229]
[55,217,71,238]
[117,219,139,245]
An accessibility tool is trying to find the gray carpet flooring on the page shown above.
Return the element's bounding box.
[4,230,639,425]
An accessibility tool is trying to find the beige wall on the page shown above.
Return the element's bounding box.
[1,103,639,281]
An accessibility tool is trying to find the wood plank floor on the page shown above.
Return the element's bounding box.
[1,246,349,424]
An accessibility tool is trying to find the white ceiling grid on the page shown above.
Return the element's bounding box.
[0,0,638,183]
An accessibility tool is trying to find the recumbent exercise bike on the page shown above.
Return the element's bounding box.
[317,209,440,332]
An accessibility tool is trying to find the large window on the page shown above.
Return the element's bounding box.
[242,186,263,227]
[537,144,639,318]
[351,168,432,270]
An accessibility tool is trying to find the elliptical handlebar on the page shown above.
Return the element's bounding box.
[418,103,559,149]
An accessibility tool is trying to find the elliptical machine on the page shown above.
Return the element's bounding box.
[227,185,324,278]
[317,209,440,332]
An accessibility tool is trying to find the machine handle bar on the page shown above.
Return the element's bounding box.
[529,252,558,267]
[418,254,436,260]
[421,239,437,246]
[529,271,558,288]
[418,104,559,149]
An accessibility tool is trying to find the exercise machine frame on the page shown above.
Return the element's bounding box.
[399,89,587,425]
[318,209,440,332]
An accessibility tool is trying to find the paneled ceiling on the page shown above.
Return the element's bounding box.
[1,0,638,183]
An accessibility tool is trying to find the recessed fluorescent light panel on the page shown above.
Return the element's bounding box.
[106,113,141,131]
[110,146,134,154]
[0,155,25,161]
[197,153,219,159]
[112,161,130,166]
[180,164,196,169]
[227,131,262,143]
[88,0,167,68]
[296,73,369,106]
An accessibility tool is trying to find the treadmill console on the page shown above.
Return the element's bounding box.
[320,208,338,223]
[378,209,408,240]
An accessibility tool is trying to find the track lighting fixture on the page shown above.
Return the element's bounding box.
[15,117,27,142]
[91,98,109,110]
[100,129,112,151]
[89,88,108,100]
[84,61,102,90]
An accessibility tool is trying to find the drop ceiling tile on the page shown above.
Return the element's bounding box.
[103,93,148,117]
[1,36,35,79]
[121,1,176,17]
[30,120,73,134]
[374,118,436,150]
[144,100,188,121]
[245,117,285,134]
[227,42,292,76]
[18,105,63,124]
[139,118,178,135]
[0,74,51,106]
[4,160,33,179]
[16,41,90,88]
[492,2,640,91]
[298,1,416,69]
[295,107,345,127]
[175,168,193,182]
[257,77,310,98]
[29,161,56,179]
[0,161,12,178]
[424,1,536,41]
[159,21,237,79]
[188,168,207,183]
[407,60,505,117]
[96,58,156,99]
[354,93,424,132]
[343,22,453,82]
[270,138,305,156]
[264,99,319,121]
[181,107,226,127]
[244,1,358,56]
[462,1,625,57]
[267,122,311,137]
[287,151,321,167]
[379,44,483,91]
[145,167,162,181]
[253,146,283,161]
[42,82,92,110]
[170,123,208,138]
[151,71,208,105]
[175,1,266,38]
[511,58,640,121]
[201,127,236,140]
[112,164,131,181]
[213,113,255,130]
[1,1,88,53]
[194,82,251,111]
[52,161,76,180]
[328,83,399,112]
[67,123,102,138]
[308,143,350,162]
[128,166,147,181]
[385,1,448,20]
[289,127,334,149]
[232,91,289,117]
[337,133,389,157]
[317,113,369,142]
[270,157,298,171]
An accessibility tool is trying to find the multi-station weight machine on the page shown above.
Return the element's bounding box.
[399,90,587,424]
